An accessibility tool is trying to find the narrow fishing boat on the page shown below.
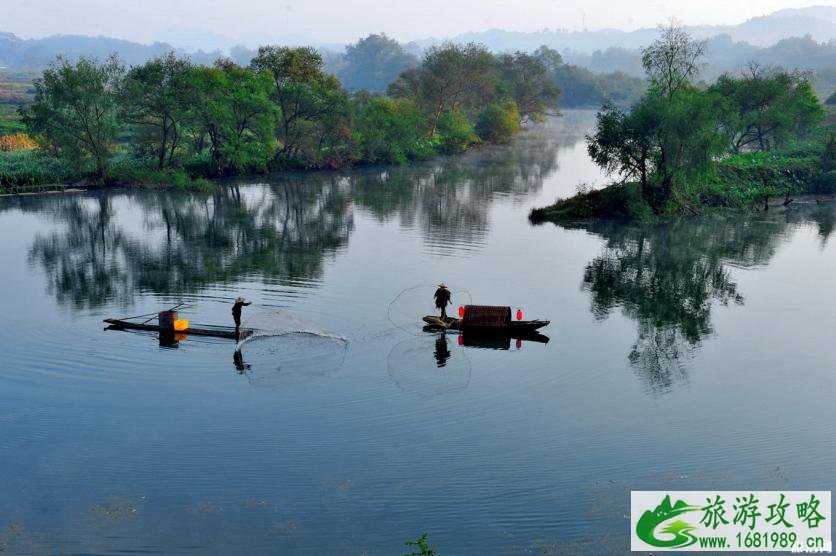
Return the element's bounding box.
[422,305,549,335]
[104,310,252,340]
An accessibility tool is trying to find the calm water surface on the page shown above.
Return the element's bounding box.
[1,111,835,554]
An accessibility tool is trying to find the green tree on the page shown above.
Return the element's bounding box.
[823,134,836,171]
[250,46,348,164]
[495,51,560,123]
[533,45,564,73]
[641,23,706,100]
[414,42,496,137]
[353,96,429,163]
[22,55,123,179]
[187,60,277,175]
[339,33,418,92]
[436,109,477,154]
[587,100,659,195]
[386,67,422,100]
[652,87,725,203]
[475,100,521,143]
[118,52,195,169]
[587,88,723,210]
[710,66,825,153]
[588,25,723,210]
[534,45,644,109]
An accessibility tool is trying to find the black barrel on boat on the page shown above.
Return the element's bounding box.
[461,305,511,329]
[159,310,178,332]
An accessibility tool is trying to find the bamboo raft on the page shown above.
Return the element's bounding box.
[104,318,251,340]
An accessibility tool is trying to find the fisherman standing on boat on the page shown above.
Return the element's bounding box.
[232,297,251,339]
[434,283,451,319]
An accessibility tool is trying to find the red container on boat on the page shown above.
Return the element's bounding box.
[461,305,511,328]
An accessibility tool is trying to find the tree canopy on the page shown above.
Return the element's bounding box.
[338,34,419,92]
[22,55,123,178]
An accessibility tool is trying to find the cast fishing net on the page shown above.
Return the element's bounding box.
[386,334,471,397]
[233,310,348,383]
[386,284,472,335]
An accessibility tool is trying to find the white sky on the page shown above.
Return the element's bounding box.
[3,0,827,48]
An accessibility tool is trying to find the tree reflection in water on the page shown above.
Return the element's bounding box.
[10,117,570,308]
[567,204,835,393]
[20,181,354,309]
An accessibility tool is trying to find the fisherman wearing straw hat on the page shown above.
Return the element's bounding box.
[232,296,252,338]
[434,283,452,319]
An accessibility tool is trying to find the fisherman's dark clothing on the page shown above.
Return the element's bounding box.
[232,301,251,328]
[434,287,451,319]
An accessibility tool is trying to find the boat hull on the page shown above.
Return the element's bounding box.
[104,318,251,340]
[422,315,550,334]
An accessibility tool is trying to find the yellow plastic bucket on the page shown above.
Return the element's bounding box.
[173,319,189,332]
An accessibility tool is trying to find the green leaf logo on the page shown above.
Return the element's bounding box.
[636,495,700,548]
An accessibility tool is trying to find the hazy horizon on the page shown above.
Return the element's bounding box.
[3,0,831,50]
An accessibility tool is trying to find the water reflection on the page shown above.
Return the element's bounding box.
[13,183,353,308]
[388,335,472,397]
[434,333,452,367]
[348,127,562,254]
[563,205,836,393]
[2,118,573,308]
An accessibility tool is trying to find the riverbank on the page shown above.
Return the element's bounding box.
[0,120,521,196]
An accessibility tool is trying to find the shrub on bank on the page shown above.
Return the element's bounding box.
[476,100,521,143]
[0,150,82,191]
[111,158,215,191]
[0,133,37,152]
[436,110,478,155]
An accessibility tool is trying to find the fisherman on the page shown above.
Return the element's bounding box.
[434,283,451,319]
[232,296,251,338]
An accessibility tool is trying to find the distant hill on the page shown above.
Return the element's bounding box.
[412,5,836,52]
[0,5,834,84]
[0,33,224,71]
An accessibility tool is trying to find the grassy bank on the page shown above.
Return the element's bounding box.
[0,150,216,194]
[532,113,836,223]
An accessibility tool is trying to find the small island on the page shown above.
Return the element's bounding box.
[531,25,836,223]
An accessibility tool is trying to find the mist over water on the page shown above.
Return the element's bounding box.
[1,112,835,554]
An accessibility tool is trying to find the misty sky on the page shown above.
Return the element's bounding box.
[3,0,824,49]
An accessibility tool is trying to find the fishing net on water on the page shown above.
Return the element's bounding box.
[238,310,348,347]
[387,284,472,336]
[387,334,471,398]
[233,310,349,384]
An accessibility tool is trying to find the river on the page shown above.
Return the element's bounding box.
[1,111,834,554]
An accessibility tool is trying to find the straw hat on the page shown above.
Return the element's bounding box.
[438,283,448,289]
[235,296,247,303]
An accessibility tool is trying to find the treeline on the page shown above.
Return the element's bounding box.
[18,43,560,185]
[333,35,643,108]
[564,35,836,98]
[232,34,640,108]
[533,25,834,220]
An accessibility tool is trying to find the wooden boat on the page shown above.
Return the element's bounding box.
[423,305,549,335]
[104,318,252,340]
[422,315,549,333]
